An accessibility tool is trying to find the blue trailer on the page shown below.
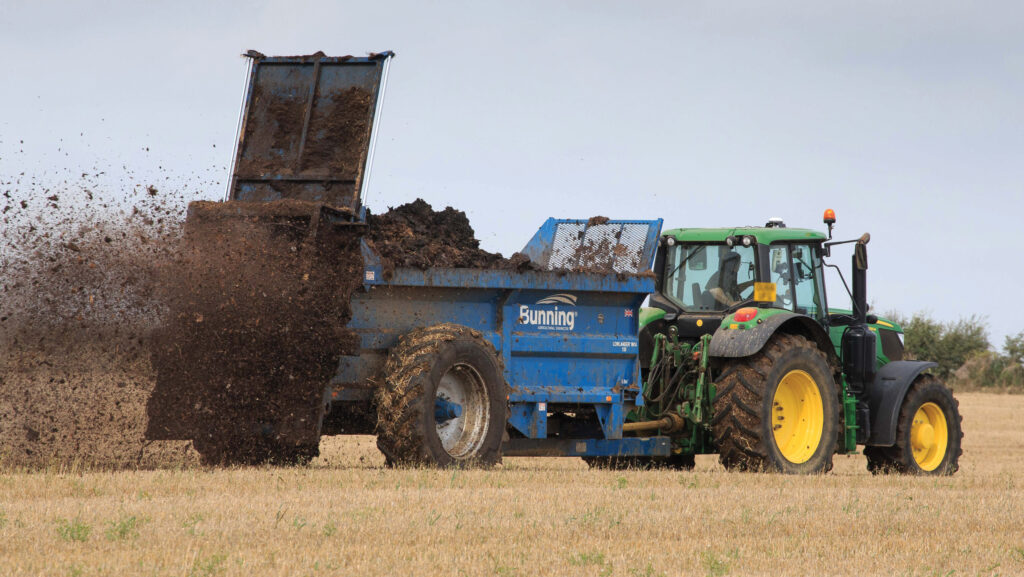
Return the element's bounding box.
[194,51,676,466]
[328,217,668,464]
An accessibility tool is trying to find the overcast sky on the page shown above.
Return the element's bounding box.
[2,1,1022,348]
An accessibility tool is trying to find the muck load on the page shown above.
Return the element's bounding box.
[147,51,962,475]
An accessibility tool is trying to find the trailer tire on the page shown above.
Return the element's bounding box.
[375,324,507,467]
[864,375,962,475]
[710,333,839,474]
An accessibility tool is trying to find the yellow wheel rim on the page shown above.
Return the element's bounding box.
[911,402,948,471]
[771,370,824,464]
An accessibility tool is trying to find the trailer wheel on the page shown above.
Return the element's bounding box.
[375,324,507,467]
[864,375,963,475]
[710,333,840,474]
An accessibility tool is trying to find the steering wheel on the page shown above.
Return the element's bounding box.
[775,288,793,308]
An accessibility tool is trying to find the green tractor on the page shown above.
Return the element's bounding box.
[626,210,963,475]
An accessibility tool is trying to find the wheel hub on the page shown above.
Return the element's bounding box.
[434,397,464,423]
[434,363,490,459]
[912,422,935,451]
[911,402,948,471]
[771,369,824,464]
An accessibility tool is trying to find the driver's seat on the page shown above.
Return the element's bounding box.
[706,252,741,307]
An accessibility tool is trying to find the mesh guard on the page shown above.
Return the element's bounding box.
[520,219,664,274]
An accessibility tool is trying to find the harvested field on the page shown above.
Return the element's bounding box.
[0,392,1020,576]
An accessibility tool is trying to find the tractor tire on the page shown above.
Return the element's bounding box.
[710,333,840,474]
[375,324,507,467]
[864,375,963,476]
[583,453,696,471]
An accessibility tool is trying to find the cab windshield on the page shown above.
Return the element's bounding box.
[663,244,757,312]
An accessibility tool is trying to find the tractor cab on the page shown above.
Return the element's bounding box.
[644,220,831,345]
[643,216,907,365]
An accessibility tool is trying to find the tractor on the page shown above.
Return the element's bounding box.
[631,211,963,474]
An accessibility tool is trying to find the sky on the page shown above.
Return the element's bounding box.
[1,1,1022,348]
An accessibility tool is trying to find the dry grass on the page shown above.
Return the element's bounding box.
[1,392,1021,577]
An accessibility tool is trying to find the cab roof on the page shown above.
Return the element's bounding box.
[663,226,827,244]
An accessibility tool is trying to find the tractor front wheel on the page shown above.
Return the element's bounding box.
[711,333,840,474]
[375,324,507,467]
[864,375,963,475]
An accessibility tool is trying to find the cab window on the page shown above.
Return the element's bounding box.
[768,245,794,311]
[664,244,756,312]
[767,243,826,318]
[791,244,825,319]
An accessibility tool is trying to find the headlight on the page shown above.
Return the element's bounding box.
[665,237,675,246]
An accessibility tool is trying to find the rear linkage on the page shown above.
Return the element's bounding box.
[628,329,715,456]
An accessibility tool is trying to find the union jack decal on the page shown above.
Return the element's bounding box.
[624,309,634,318]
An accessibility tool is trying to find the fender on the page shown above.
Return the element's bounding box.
[708,311,836,362]
[863,360,938,446]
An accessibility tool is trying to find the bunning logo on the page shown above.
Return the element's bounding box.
[520,293,578,331]
[536,293,577,306]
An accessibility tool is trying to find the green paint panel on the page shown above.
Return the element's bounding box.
[717,306,791,330]
[639,307,666,330]
[826,308,903,365]
[663,226,827,245]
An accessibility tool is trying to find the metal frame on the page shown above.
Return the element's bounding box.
[226,51,394,215]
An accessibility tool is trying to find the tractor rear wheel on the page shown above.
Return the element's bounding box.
[375,324,507,467]
[864,375,963,475]
[711,333,840,474]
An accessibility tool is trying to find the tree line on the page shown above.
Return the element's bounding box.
[889,312,1024,390]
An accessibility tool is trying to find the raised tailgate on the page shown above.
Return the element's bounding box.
[228,51,393,216]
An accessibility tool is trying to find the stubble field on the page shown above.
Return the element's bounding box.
[0,392,1021,577]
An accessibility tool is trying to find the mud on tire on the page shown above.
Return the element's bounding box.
[375,324,507,467]
[864,375,963,476]
[710,333,840,474]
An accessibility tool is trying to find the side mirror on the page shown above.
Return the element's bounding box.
[854,243,868,271]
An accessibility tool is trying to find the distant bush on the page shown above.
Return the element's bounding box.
[891,312,1024,391]
[889,313,990,379]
